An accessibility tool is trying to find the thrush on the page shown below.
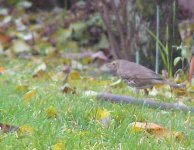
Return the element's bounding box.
[107,59,180,93]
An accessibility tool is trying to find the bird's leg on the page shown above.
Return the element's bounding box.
[144,89,149,95]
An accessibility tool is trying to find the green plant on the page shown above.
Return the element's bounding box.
[147,25,173,77]
[173,43,190,69]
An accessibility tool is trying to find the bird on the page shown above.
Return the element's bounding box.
[106,59,181,94]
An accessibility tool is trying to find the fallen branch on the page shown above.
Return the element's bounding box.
[96,93,194,113]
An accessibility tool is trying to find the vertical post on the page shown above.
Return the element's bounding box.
[188,35,194,82]
[155,5,160,74]
[135,50,140,64]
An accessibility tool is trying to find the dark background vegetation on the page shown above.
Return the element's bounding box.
[0,0,193,75]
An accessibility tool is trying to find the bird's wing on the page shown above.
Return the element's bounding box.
[118,61,162,80]
[119,70,162,80]
[134,73,162,80]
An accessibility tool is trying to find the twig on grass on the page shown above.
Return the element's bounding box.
[96,93,194,113]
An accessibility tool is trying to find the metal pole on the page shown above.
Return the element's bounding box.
[135,49,140,64]
[155,5,160,74]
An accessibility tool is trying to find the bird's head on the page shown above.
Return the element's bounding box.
[106,60,119,72]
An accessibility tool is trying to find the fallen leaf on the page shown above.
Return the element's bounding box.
[96,109,110,120]
[65,70,80,83]
[172,88,188,96]
[45,106,57,118]
[110,79,124,88]
[12,39,31,53]
[15,84,29,92]
[129,122,183,141]
[149,85,174,97]
[52,142,65,150]
[0,33,12,43]
[51,71,65,82]
[68,70,80,80]
[0,123,18,133]
[95,108,111,127]
[80,57,92,65]
[33,63,47,78]
[61,83,76,95]
[17,125,35,137]
[22,89,36,103]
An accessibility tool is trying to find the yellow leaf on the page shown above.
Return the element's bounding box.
[173,131,184,142]
[81,57,92,65]
[15,85,29,92]
[52,142,65,150]
[153,84,170,90]
[67,71,80,80]
[22,89,36,102]
[45,106,57,118]
[172,88,188,96]
[95,108,110,120]
[110,79,125,88]
[17,125,34,137]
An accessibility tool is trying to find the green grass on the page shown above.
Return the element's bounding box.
[0,57,193,149]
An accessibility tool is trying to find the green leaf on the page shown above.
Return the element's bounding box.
[181,49,187,58]
[174,57,181,66]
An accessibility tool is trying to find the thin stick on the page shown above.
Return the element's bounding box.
[155,5,160,74]
[96,93,194,113]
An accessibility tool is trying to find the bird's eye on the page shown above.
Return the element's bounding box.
[111,62,117,67]
[112,62,116,66]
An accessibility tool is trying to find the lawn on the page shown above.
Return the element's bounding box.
[0,57,193,150]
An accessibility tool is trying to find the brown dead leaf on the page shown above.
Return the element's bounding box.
[0,33,12,43]
[61,83,76,95]
[0,123,18,133]
[129,122,183,141]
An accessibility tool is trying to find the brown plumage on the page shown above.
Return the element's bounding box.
[107,59,180,90]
